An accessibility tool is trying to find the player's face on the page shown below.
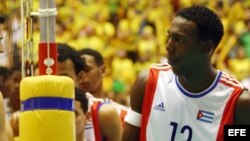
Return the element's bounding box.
[58,59,77,82]
[77,54,104,94]
[10,70,21,96]
[166,16,204,76]
[0,75,13,98]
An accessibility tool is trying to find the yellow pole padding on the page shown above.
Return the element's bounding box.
[19,75,75,141]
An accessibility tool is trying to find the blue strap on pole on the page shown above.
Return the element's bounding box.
[21,97,74,111]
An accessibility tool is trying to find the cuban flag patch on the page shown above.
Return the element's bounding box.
[196,110,214,124]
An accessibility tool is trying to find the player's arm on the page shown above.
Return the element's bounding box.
[122,70,149,141]
[234,90,250,124]
[5,121,14,141]
[0,92,8,141]
[99,104,122,141]
[9,111,19,137]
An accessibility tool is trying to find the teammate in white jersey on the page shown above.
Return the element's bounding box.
[77,48,127,141]
[122,5,250,141]
[57,44,125,141]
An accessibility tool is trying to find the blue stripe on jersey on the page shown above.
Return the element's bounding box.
[175,71,222,98]
[22,97,74,111]
[85,126,93,130]
[197,118,213,123]
[97,99,112,111]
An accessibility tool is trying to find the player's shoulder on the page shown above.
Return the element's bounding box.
[98,104,120,120]
[150,63,172,71]
[237,90,250,104]
[219,71,245,89]
[234,90,250,124]
[98,102,122,140]
[136,63,171,81]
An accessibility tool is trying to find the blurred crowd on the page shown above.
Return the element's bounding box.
[54,0,250,96]
[1,0,250,103]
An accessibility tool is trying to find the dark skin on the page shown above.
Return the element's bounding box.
[122,16,250,141]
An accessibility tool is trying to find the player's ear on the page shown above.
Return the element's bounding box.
[200,40,214,54]
[99,65,106,76]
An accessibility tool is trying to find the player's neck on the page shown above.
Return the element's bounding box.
[93,87,105,99]
[76,132,84,141]
[178,67,217,93]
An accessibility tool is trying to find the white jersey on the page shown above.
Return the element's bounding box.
[85,120,95,141]
[140,63,245,141]
[84,93,101,141]
[84,93,128,141]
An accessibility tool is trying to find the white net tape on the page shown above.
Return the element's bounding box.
[30,8,57,17]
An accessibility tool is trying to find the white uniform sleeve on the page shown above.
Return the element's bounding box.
[124,108,142,127]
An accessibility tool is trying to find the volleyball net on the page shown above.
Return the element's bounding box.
[0,0,57,77]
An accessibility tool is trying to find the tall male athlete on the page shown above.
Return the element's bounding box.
[122,5,250,141]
